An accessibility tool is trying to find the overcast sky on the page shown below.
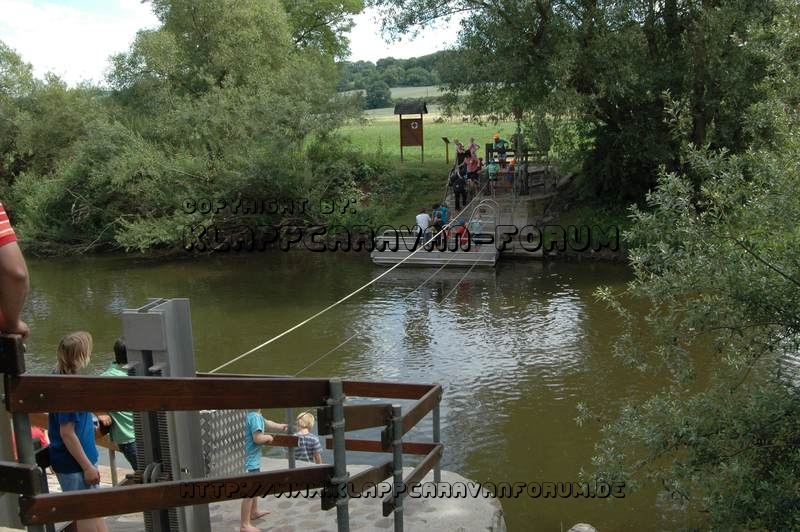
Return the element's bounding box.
[0,0,461,86]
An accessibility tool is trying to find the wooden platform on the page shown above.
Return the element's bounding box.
[370,230,499,268]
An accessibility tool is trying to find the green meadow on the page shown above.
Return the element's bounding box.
[339,116,517,166]
[338,86,514,166]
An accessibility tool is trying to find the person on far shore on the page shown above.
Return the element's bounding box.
[454,139,468,176]
[432,203,444,247]
[465,150,482,199]
[492,132,509,164]
[467,137,480,157]
[450,167,467,211]
[438,203,450,226]
[415,207,431,245]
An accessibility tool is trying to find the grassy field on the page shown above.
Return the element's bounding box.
[342,85,445,101]
[338,115,517,165]
[388,85,445,99]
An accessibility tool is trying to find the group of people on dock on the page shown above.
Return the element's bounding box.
[450,133,511,205]
[415,203,485,249]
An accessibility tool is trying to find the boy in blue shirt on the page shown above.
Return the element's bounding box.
[241,410,287,532]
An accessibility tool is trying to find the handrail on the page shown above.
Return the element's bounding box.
[18,467,335,525]
[4,375,331,412]
[1,336,444,532]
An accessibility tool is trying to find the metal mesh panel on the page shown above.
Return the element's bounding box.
[199,409,246,478]
[158,412,181,530]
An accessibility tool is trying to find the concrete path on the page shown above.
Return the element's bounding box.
[4,459,507,532]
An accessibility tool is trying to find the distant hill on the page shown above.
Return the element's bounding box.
[336,52,447,92]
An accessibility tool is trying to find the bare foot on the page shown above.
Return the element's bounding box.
[250,510,270,520]
[240,525,260,532]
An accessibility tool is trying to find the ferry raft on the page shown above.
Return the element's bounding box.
[370,201,500,268]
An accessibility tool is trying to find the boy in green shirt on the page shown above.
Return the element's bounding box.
[96,338,138,470]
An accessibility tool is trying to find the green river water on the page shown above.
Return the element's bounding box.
[21,251,676,531]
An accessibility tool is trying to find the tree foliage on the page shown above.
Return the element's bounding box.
[364,79,392,109]
[336,52,444,91]
[2,0,367,253]
[374,0,779,202]
[584,3,800,529]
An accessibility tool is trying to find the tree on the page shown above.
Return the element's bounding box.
[373,0,779,202]
[381,64,405,87]
[0,41,35,191]
[364,78,391,109]
[403,66,433,86]
[279,0,363,59]
[11,0,364,252]
[585,3,800,528]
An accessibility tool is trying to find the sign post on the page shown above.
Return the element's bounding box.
[394,102,428,163]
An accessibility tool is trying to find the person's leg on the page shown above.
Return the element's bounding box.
[76,518,108,532]
[119,441,138,471]
[240,497,260,532]
[57,472,108,532]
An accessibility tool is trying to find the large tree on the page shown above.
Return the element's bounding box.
[12,0,363,252]
[586,2,800,529]
[374,0,778,202]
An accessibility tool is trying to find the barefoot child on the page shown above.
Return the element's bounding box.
[294,411,323,464]
[240,410,287,532]
[47,331,108,532]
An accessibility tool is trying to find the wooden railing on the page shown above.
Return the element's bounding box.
[0,335,443,532]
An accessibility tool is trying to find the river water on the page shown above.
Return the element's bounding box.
[22,251,671,531]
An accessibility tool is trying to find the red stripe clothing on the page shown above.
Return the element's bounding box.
[0,202,18,247]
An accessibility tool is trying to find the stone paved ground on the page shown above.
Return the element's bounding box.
[7,460,506,532]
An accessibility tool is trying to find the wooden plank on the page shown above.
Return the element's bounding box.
[343,380,435,400]
[324,439,437,455]
[0,461,40,495]
[343,404,393,432]
[0,334,25,375]
[382,444,443,516]
[29,413,48,428]
[196,372,304,379]
[401,385,442,436]
[402,443,443,488]
[267,434,299,448]
[19,466,334,525]
[4,376,330,413]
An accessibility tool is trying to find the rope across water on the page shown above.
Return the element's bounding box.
[208,183,492,375]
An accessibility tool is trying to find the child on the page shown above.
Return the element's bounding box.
[95,338,138,470]
[47,331,108,532]
[294,411,323,464]
[240,410,287,532]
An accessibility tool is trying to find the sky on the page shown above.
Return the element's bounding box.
[0,0,462,87]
